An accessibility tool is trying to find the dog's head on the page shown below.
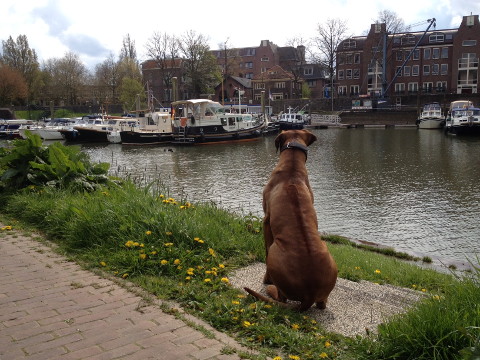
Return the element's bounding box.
[274,130,317,151]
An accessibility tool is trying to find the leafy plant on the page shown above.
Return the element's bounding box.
[0,131,112,192]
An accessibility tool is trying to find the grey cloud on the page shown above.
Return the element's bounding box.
[32,0,70,36]
[61,33,109,57]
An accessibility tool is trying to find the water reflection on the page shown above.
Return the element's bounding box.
[79,129,480,263]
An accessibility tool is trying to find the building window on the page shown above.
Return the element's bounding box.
[412,65,419,76]
[353,69,360,79]
[404,66,411,76]
[424,48,431,60]
[396,66,402,76]
[338,70,344,80]
[354,53,360,64]
[307,80,317,87]
[401,34,416,45]
[441,47,449,59]
[441,64,448,75]
[338,86,347,95]
[343,39,357,49]
[408,82,418,92]
[346,69,352,79]
[346,54,353,64]
[413,49,420,60]
[432,64,439,75]
[261,67,267,73]
[245,73,253,79]
[337,55,344,65]
[261,56,269,61]
[436,81,447,92]
[246,48,255,56]
[274,82,285,88]
[466,15,475,26]
[304,67,313,75]
[272,93,283,100]
[432,48,440,59]
[245,62,253,69]
[462,40,477,46]
[396,51,403,61]
[395,83,405,93]
[254,83,265,89]
[423,65,430,75]
[429,33,444,43]
[423,82,433,92]
[350,85,360,95]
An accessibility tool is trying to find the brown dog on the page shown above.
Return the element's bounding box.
[245,129,337,311]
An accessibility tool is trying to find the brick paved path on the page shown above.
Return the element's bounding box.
[0,227,247,360]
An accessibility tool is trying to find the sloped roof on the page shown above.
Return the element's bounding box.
[252,65,295,81]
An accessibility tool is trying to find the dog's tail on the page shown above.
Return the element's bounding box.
[243,287,290,308]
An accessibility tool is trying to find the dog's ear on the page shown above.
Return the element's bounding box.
[302,130,317,146]
[275,131,287,151]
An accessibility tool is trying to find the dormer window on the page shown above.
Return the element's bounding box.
[429,33,444,43]
[343,39,357,49]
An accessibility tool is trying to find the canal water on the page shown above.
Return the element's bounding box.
[2,127,479,265]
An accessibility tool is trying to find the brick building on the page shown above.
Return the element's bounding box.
[335,14,480,104]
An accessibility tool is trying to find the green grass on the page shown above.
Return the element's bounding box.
[0,182,478,360]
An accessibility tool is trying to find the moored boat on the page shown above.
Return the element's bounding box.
[416,103,445,129]
[0,119,34,139]
[171,99,265,144]
[277,107,307,130]
[444,100,480,135]
[120,109,174,145]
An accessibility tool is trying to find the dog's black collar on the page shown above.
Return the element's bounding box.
[280,141,308,160]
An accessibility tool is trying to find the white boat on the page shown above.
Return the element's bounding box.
[171,99,265,144]
[277,107,308,130]
[61,115,138,143]
[444,100,480,136]
[416,103,445,129]
[1,119,34,139]
[119,109,173,145]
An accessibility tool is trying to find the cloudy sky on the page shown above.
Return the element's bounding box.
[1,0,479,70]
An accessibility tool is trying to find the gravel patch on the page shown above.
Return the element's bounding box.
[229,262,423,337]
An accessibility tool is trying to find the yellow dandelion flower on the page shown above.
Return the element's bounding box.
[319,352,328,358]
[288,356,300,360]
[145,230,152,235]
[173,259,181,265]
[150,251,157,255]
[273,357,282,360]
[100,261,107,267]
[166,231,173,236]
[231,300,240,305]
[185,276,191,281]
[432,295,441,300]
[243,321,252,328]
[221,277,229,284]
[208,248,216,256]
[412,284,417,288]
[219,264,225,269]
[164,242,174,247]
[205,270,212,274]
[237,294,246,298]
[324,341,331,348]
[249,303,256,309]
[139,254,147,260]
[159,194,165,198]
[122,273,129,278]
[375,269,381,274]
[160,260,168,265]
[355,266,361,270]
[291,324,300,330]
[264,304,272,309]
[204,278,211,283]
[421,288,427,292]
[139,243,144,248]
[186,269,195,275]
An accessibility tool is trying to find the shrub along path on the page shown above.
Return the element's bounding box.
[0,226,248,360]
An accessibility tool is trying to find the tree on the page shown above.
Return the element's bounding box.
[178,30,220,98]
[42,52,88,105]
[94,53,121,103]
[1,34,42,102]
[0,64,28,106]
[145,32,180,102]
[311,18,349,110]
[120,34,137,61]
[119,77,146,112]
[374,10,406,34]
[284,37,309,98]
